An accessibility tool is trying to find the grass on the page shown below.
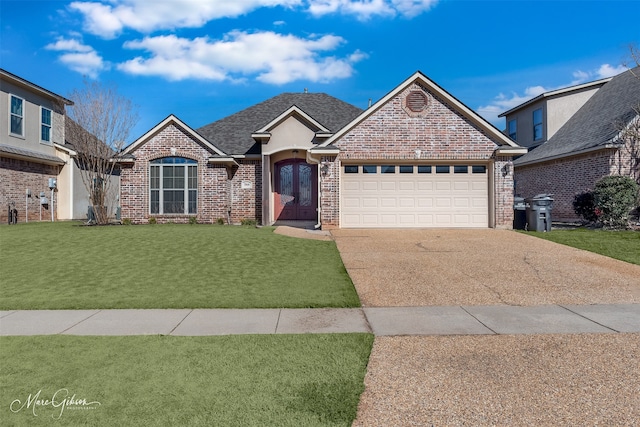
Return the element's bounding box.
[0,222,360,310]
[0,334,374,426]
[522,228,640,265]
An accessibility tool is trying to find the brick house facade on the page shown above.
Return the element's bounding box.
[513,67,640,222]
[119,72,525,228]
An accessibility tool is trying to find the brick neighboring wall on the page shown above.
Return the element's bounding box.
[494,157,515,229]
[514,149,619,221]
[120,123,260,224]
[1,157,59,223]
[324,82,514,228]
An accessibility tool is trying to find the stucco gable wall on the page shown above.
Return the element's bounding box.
[334,83,498,160]
[120,123,229,224]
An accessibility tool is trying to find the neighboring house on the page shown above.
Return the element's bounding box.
[499,77,610,149]
[118,71,525,228]
[512,66,640,221]
[0,69,98,222]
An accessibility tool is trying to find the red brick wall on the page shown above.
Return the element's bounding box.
[120,123,260,224]
[514,149,618,221]
[1,157,59,223]
[324,82,513,228]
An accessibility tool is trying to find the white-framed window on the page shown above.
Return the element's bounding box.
[150,157,197,215]
[40,107,52,143]
[508,119,517,140]
[9,95,24,137]
[533,108,543,141]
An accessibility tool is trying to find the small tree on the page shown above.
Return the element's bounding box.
[66,81,138,224]
[593,175,639,229]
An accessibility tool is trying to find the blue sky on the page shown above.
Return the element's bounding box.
[1,0,638,142]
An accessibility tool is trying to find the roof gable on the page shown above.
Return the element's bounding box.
[319,71,520,150]
[1,68,73,105]
[122,114,227,157]
[515,66,640,166]
[253,106,331,135]
[197,93,363,155]
[499,77,611,118]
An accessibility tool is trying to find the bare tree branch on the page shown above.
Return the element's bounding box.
[66,80,139,224]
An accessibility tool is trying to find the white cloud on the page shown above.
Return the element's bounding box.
[307,0,436,19]
[45,37,106,78]
[70,0,302,38]
[118,32,367,84]
[478,63,629,126]
[69,0,439,38]
[595,63,628,78]
[45,38,94,52]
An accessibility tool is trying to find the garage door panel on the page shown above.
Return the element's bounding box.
[435,198,451,207]
[342,164,488,228]
[399,181,415,191]
[362,181,378,191]
[380,198,396,207]
[362,198,378,208]
[399,198,415,208]
[380,181,396,191]
[454,198,469,208]
[417,182,433,190]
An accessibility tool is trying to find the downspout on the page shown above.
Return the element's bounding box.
[306,151,322,229]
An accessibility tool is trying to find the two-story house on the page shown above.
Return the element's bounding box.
[1,69,93,222]
[504,67,640,221]
[499,77,610,150]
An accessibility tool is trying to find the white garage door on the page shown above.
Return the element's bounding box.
[341,164,489,228]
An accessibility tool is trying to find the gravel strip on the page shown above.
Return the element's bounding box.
[353,333,640,426]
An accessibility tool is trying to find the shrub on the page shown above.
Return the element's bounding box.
[189,216,198,225]
[593,175,640,229]
[216,217,225,225]
[148,217,157,225]
[240,218,257,226]
[122,218,132,226]
[573,191,598,223]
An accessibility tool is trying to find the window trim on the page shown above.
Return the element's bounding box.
[149,157,198,215]
[40,106,52,144]
[508,119,517,140]
[533,108,543,141]
[9,94,25,138]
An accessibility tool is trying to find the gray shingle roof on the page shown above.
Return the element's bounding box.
[197,93,363,155]
[0,143,65,165]
[515,66,640,165]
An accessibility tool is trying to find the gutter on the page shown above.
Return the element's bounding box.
[514,143,619,167]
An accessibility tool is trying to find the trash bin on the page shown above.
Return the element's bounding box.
[525,194,553,232]
[513,197,526,230]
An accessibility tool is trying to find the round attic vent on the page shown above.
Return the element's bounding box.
[406,90,427,112]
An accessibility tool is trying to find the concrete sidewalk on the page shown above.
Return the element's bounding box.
[1,304,639,336]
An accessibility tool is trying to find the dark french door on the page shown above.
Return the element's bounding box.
[274,159,317,220]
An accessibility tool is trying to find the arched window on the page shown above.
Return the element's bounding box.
[150,157,197,214]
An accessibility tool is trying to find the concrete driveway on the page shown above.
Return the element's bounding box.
[331,228,640,307]
[330,229,640,426]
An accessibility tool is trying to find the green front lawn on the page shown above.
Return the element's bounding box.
[0,222,360,310]
[523,228,640,265]
[0,334,373,426]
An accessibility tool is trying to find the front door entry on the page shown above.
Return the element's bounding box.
[274,159,317,220]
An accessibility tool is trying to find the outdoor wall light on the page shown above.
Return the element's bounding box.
[320,163,330,176]
[502,160,513,177]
